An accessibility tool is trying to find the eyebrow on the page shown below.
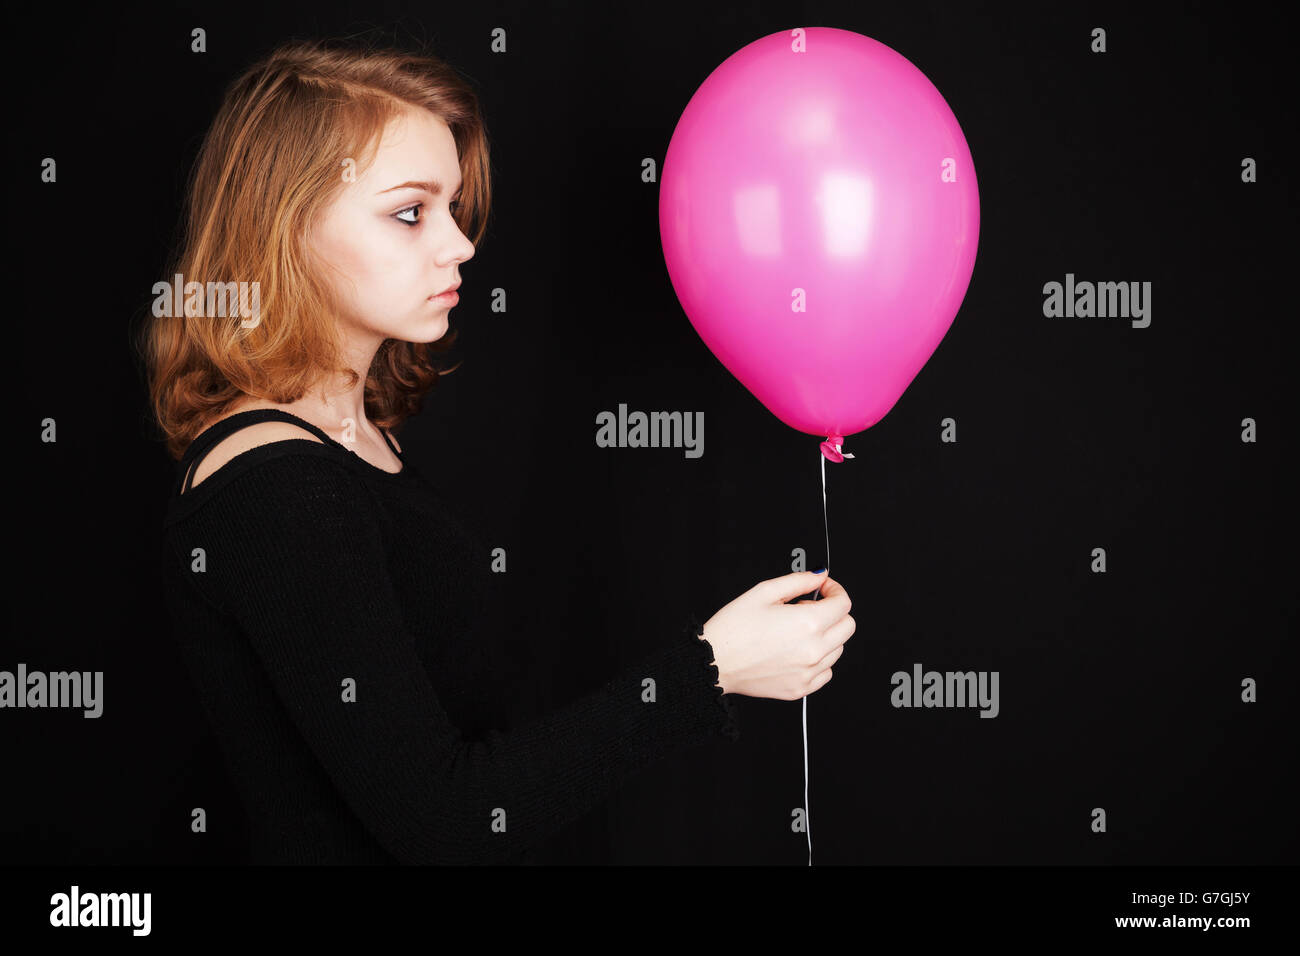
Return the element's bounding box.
[377,177,464,196]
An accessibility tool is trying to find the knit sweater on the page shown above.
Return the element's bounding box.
[160,409,740,865]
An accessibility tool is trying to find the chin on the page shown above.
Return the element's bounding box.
[407,315,451,344]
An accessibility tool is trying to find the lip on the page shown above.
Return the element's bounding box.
[430,283,461,298]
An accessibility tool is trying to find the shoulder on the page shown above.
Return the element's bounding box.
[187,420,327,492]
[170,437,378,536]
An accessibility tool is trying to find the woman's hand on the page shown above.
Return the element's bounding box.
[700,570,855,701]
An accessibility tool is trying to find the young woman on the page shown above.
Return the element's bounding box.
[140,38,855,865]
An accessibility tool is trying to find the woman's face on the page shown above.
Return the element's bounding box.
[311,106,475,346]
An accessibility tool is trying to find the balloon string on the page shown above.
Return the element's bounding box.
[805,436,850,865]
[804,447,832,866]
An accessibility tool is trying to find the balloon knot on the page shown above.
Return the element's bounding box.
[819,436,855,462]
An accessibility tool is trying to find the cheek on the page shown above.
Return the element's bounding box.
[321,221,418,307]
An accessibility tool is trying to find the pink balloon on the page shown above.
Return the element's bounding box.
[659,27,979,454]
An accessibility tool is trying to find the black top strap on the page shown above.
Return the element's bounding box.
[177,409,337,496]
[379,427,402,459]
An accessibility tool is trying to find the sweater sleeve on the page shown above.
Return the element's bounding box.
[166,453,739,865]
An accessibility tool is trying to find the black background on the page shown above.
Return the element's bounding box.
[7,0,1296,866]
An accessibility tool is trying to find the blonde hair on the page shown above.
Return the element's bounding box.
[136,37,493,460]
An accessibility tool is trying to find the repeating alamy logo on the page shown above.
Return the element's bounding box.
[596,403,704,459]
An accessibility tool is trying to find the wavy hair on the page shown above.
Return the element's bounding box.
[136,37,493,460]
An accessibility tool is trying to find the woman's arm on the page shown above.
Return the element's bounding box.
[165,453,737,865]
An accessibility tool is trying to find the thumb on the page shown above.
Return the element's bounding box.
[761,569,828,604]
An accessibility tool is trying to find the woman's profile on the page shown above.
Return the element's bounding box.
[138,37,855,865]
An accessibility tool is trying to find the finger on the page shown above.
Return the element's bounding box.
[785,576,849,606]
[761,570,830,605]
[805,667,833,694]
[813,614,856,657]
[806,576,850,626]
[812,641,845,672]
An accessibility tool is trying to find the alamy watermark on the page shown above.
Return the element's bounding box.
[891,662,999,718]
[0,663,102,717]
[151,272,261,328]
[1042,273,1151,328]
[49,885,150,936]
[596,403,703,458]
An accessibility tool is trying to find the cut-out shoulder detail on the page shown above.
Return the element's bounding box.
[183,422,326,494]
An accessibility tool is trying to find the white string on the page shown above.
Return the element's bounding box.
[802,691,811,864]
[806,439,851,865]
[804,447,830,865]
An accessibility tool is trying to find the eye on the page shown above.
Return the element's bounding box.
[394,203,422,226]
[393,197,462,227]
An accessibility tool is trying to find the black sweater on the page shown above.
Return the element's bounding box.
[160,409,740,865]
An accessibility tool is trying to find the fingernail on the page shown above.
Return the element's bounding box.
[813,567,826,574]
